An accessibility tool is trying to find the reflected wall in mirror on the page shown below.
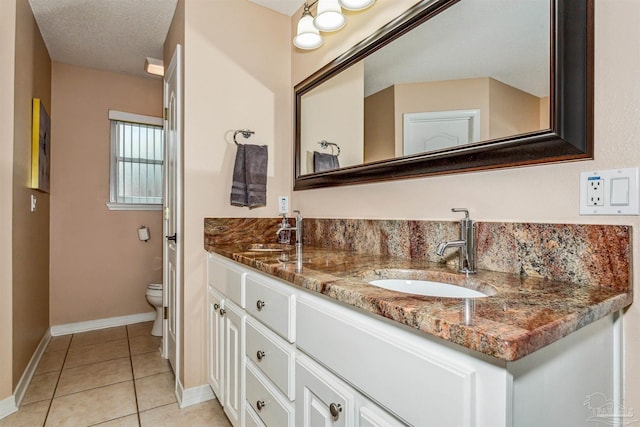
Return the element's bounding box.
[295,0,593,190]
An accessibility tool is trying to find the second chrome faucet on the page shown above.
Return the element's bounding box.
[276,210,303,272]
[436,208,476,274]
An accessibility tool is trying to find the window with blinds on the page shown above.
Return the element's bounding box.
[107,110,164,210]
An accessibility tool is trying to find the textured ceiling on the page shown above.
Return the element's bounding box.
[28,0,299,78]
[29,0,178,78]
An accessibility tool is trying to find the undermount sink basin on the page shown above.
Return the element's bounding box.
[245,243,293,252]
[369,279,488,298]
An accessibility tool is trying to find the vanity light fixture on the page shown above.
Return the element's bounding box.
[293,0,376,50]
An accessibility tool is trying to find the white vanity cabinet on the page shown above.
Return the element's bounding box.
[207,256,247,427]
[206,253,620,427]
[243,272,296,426]
[206,287,246,427]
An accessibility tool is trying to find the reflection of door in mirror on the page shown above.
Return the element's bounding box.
[403,109,480,156]
[367,77,549,160]
[299,0,550,173]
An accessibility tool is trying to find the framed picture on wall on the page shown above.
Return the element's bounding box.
[31,98,50,193]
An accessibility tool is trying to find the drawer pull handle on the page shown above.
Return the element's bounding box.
[256,300,266,311]
[329,403,342,420]
[219,308,226,316]
[256,350,266,361]
[256,400,266,411]
[213,303,220,310]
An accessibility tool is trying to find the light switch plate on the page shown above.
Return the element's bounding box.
[580,168,640,215]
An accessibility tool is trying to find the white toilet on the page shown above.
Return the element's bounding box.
[146,283,163,336]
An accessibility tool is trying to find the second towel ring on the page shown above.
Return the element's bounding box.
[318,140,341,156]
[233,129,255,145]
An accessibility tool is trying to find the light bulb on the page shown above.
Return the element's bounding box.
[294,12,323,50]
[314,0,346,32]
[339,0,375,11]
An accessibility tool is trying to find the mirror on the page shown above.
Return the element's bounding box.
[294,0,593,190]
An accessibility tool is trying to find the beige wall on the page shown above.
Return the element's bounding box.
[49,63,163,325]
[180,0,291,388]
[489,78,541,140]
[292,0,640,411]
[12,0,51,389]
[364,85,394,163]
[301,62,364,173]
[163,0,184,66]
[0,0,17,401]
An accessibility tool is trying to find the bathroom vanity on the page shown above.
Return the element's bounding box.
[204,219,630,427]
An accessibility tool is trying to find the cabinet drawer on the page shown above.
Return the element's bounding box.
[246,361,295,427]
[297,295,476,427]
[296,353,356,427]
[208,254,246,308]
[246,316,295,400]
[245,274,295,342]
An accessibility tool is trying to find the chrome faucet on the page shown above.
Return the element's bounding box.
[276,210,303,272]
[436,208,476,274]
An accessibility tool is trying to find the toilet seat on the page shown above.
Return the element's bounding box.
[148,283,163,290]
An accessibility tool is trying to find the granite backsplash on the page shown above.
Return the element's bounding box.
[204,218,631,291]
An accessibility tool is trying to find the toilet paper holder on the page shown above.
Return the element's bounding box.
[138,226,150,242]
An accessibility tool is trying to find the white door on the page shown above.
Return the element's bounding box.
[403,109,480,155]
[163,44,182,374]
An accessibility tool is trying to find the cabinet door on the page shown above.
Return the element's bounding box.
[207,289,224,405]
[223,300,246,427]
[359,403,407,427]
[296,353,355,427]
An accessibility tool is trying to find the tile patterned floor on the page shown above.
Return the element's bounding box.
[0,322,231,427]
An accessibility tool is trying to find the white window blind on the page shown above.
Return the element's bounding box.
[107,110,164,210]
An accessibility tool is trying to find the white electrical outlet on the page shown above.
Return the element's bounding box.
[580,168,640,215]
[278,196,289,214]
[586,178,604,206]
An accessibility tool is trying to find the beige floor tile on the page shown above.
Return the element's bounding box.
[64,338,129,369]
[22,371,59,405]
[139,400,231,427]
[0,400,50,427]
[55,357,132,397]
[135,372,176,411]
[45,381,137,427]
[131,351,171,379]
[47,335,72,352]
[35,349,66,374]
[71,326,127,348]
[127,322,153,338]
[93,414,140,426]
[129,334,161,356]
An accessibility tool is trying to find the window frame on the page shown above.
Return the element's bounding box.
[107,110,164,211]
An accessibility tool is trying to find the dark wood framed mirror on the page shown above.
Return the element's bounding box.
[294,0,593,190]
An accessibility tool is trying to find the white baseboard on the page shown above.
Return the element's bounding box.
[14,330,51,407]
[0,395,17,420]
[50,312,156,336]
[176,378,215,409]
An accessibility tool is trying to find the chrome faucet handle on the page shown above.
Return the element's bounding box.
[451,208,470,219]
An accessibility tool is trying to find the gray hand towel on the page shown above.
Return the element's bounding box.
[245,144,268,209]
[313,151,340,173]
[230,144,268,209]
[230,144,247,207]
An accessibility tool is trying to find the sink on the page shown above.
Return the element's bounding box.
[369,279,488,298]
[245,243,293,252]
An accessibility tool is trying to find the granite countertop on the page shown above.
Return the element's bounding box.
[205,242,632,362]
